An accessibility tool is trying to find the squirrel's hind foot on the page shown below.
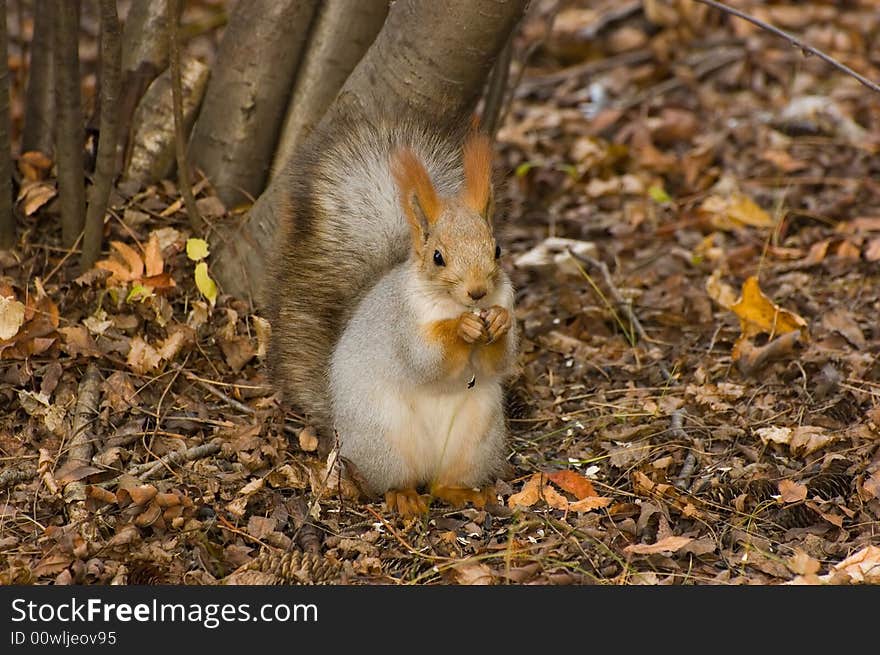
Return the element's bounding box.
[430,483,498,509]
[384,488,430,517]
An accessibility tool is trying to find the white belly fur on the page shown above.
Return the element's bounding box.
[381,382,497,487]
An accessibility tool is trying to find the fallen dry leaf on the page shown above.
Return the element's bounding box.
[568,496,613,512]
[699,192,773,230]
[547,469,597,499]
[777,479,808,504]
[624,535,693,555]
[508,473,544,508]
[729,275,808,360]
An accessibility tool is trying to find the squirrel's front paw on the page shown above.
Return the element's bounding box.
[481,306,511,344]
[457,311,485,344]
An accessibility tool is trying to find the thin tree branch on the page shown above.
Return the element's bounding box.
[82,0,122,271]
[694,0,880,95]
[167,0,201,231]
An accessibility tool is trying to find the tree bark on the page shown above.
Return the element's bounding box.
[188,0,318,209]
[21,0,54,157]
[118,0,178,172]
[123,56,209,186]
[0,0,12,248]
[269,0,389,180]
[54,0,86,249]
[168,0,201,232]
[82,0,122,270]
[211,0,528,302]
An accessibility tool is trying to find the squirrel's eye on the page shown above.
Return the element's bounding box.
[433,250,445,267]
[494,244,501,259]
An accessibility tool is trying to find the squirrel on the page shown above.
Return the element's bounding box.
[264,120,519,516]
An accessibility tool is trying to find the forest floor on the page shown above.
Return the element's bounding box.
[2,1,880,585]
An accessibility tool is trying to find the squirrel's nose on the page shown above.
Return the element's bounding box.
[468,287,487,301]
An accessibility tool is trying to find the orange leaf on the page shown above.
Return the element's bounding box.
[143,232,164,277]
[568,496,613,512]
[547,469,597,499]
[508,474,543,508]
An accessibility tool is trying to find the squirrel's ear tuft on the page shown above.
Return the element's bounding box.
[391,148,440,239]
[462,132,493,217]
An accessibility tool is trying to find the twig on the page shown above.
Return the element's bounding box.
[568,249,672,381]
[63,363,102,527]
[130,441,221,480]
[82,0,122,271]
[0,466,37,491]
[669,410,697,491]
[167,0,202,231]
[695,0,880,96]
[189,375,255,415]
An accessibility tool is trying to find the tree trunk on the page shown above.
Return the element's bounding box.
[82,0,122,271]
[118,0,178,172]
[123,56,209,186]
[211,0,528,303]
[188,0,318,209]
[0,0,12,248]
[54,0,85,249]
[269,0,389,180]
[21,0,54,157]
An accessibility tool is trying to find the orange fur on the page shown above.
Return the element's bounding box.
[391,148,441,237]
[462,132,492,214]
[425,317,473,376]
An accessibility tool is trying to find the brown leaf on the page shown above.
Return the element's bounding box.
[58,325,102,357]
[219,335,256,372]
[777,479,808,504]
[17,180,57,215]
[247,516,277,540]
[821,308,865,349]
[450,560,494,585]
[126,336,162,374]
[547,469,597,499]
[55,463,104,485]
[865,237,880,261]
[624,535,693,555]
[861,470,880,501]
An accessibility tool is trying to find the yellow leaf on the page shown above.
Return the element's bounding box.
[194,262,218,306]
[699,192,773,230]
[730,275,808,359]
[186,238,210,261]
